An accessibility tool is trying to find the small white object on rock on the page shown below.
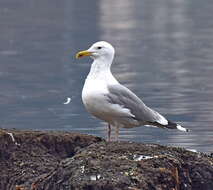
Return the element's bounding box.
[80,166,85,173]
[187,149,197,153]
[7,132,20,146]
[90,174,101,181]
[133,154,158,161]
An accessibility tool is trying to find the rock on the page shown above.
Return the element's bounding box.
[0,128,212,190]
[0,128,102,190]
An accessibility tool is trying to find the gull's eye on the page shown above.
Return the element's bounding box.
[97,46,102,50]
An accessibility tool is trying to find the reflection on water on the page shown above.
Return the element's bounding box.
[0,0,213,152]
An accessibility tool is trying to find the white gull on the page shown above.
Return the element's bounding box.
[76,41,189,141]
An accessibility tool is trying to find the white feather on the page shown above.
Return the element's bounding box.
[156,113,168,125]
[177,124,188,132]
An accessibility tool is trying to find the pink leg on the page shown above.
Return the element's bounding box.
[107,124,111,142]
[115,126,119,142]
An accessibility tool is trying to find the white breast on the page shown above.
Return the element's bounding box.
[82,78,136,126]
[82,79,108,112]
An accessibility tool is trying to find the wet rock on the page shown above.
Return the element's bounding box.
[0,128,212,190]
[0,128,102,190]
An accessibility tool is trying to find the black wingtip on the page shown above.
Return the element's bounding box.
[186,128,191,132]
[147,120,191,132]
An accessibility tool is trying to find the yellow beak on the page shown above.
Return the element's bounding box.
[76,50,92,59]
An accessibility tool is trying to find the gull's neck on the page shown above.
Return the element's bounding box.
[87,56,113,80]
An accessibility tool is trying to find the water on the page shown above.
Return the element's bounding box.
[0,0,213,152]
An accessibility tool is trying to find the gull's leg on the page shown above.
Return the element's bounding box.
[107,123,111,142]
[115,126,120,142]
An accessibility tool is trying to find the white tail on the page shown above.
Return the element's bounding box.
[177,124,189,132]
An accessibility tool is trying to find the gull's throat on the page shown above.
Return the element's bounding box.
[88,58,112,80]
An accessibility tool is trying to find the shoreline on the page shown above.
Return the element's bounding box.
[0,128,212,190]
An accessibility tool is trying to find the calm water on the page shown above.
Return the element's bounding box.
[0,0,213,152]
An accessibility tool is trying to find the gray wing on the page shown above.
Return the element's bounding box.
[106,84,167,124]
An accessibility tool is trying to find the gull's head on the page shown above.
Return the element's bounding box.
[76,41,115,60]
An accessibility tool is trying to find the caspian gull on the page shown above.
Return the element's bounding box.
[76,41,189,141]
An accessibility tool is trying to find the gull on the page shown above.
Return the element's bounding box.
[76,41,189,141]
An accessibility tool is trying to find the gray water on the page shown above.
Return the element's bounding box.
[1,0,213,152]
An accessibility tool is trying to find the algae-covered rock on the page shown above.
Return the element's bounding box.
[0,128,102,190]
[0,128,212,190]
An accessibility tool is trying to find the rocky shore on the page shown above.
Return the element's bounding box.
[0,128,212,190]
